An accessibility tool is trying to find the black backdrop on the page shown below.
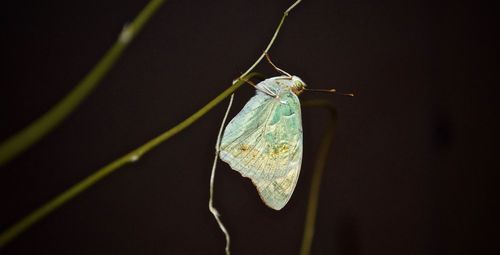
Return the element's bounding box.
[0,0,497,254]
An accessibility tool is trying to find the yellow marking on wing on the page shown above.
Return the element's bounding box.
[239,144,249,152]
[269,143,290,159]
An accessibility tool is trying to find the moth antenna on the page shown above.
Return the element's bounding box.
[265,53,292,77]
[304,88,355,97]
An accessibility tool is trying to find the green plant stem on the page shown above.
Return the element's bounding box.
[0,73,258,248]
[300,100,337,255]
[0,0,167,167]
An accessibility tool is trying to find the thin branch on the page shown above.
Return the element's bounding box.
[209,94,234,255]
[0,73,257,248]
[300,100,337,255]
[0,0,166,167]
[235,0,302,83]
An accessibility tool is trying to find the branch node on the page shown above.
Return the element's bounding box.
[119,23,134,44]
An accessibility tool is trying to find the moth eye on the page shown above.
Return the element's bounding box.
[292,85,304,95]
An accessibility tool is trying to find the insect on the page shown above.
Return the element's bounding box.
[218,54,311,210]
[220,78,304,210]
[219,55,353,210]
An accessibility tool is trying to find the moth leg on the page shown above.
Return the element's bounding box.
[259,82,280,98]
[274,76,293,81]
[244,78,277,97]
[265,53,292,78]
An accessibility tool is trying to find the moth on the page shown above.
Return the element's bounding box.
[219,72,305,210]
[219,55,352,210]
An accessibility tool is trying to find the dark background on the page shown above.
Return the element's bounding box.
[0,0,497,254]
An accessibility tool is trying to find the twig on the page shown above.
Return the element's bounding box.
[235,0,302,83]
[209,94,234,255]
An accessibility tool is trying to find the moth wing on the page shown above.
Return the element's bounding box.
[220,91,303,210]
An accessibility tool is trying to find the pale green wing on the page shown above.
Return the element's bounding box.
[220,90,303,210]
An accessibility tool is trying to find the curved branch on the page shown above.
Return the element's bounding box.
[300,100,337,255]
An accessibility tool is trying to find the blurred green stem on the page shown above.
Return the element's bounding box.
[300,100,337,255]
[0,0,167,167]
[0,73,257,248]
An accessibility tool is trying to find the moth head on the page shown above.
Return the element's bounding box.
[290,76,306,95]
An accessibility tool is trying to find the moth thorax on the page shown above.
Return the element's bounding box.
[291,76,306,95]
